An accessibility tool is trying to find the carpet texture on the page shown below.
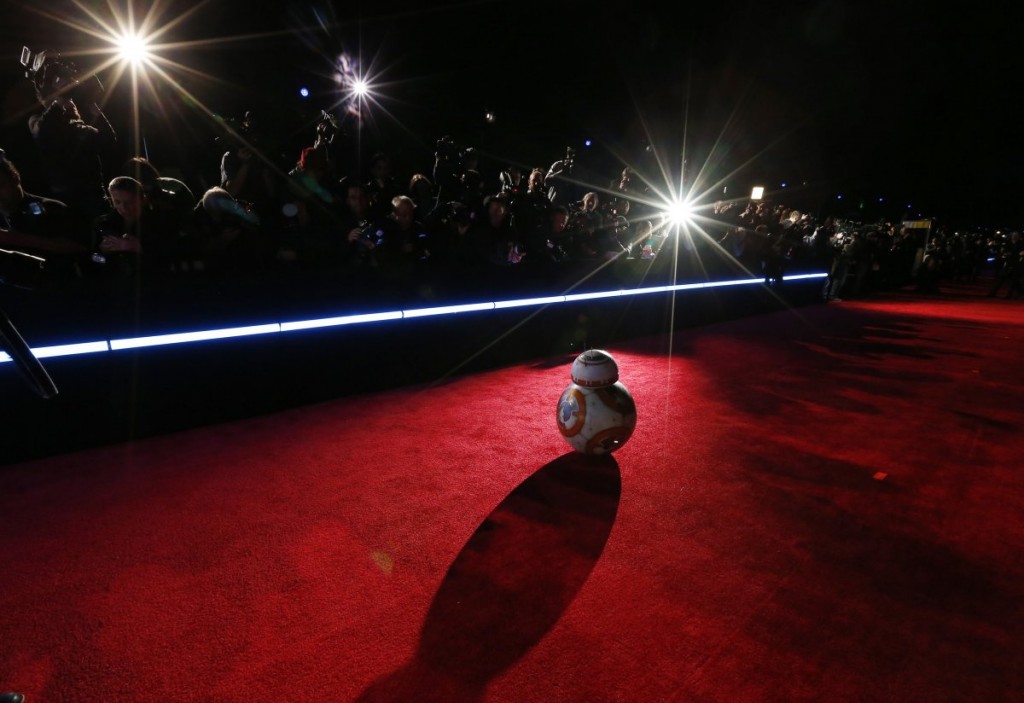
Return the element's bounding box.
[2,280,1022,702]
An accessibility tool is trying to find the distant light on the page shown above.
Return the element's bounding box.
[484,111,496,123]
[878,197,884,202]
[115,33,151,65]
[584,139,593,147]
[352,79,369,97]
[299,87,310,98]
[780,182,787,188]
[837,194,844,200]
[751,186,765,200]
[665,199,694,225]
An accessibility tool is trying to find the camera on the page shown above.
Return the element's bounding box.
[564,146,575,172]
[435,135,462,164]
[21,46,103,106]
[315,110,340,145]
[214,110,263,152]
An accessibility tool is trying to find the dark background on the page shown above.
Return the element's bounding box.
[1,0,1022,227]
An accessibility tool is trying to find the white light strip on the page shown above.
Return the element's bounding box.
[620,285,674,296]
[1,272,828,363]
[30,341,111,359]
[109,323,281,350]
[493,295,566,309]
[782,272,829,281]
[402,302,495,319]
[564,290,623,302]
[280,311,402,332]
[702,277,763,289]
[0,341,110,364]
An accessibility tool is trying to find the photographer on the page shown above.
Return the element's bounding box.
[23,49,117,239]
[89,176,193,288]
[0,148,84,287]
[219,111,281,229]
[432,135,465,205]
[337,180,385,276]
[190,186,268,277]
[508,168,551,258]
[365,152,401,221]
[121,157,195,220]
[545,146,578,207]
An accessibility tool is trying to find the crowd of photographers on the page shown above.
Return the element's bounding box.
[2,51,1021,308]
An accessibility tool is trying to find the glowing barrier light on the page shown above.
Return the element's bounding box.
[0,341,109,364]
[402,302,494,319]
[0,273,828,364]
[493,296,566,310]
[280,311,402,332]
[564,290,623,303]
[109,324,281,351]
[781,273,829,282]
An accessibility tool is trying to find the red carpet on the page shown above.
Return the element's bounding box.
[2,281,1023,702]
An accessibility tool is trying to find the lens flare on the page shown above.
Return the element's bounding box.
[665,199,694,226]
[115,32,151,65]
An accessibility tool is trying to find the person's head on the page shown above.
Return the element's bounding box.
[550,205,569,233]
[0,148,24,209]
[485,194,509,228]
[461,169,483,196]
[636,219,653,239]
[122,157,160,189]
[582,192,599,211]
[408,173,433,199]
[201,186,260,227]
[369,152,391,180]
[619,167,635,190]
[107,176,146,223]
[391,195,416,229]
[449,202,473,233]
[528,168,545,192]
[345,182,370,216]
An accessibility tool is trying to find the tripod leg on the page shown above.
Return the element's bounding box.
[0,306,58,399]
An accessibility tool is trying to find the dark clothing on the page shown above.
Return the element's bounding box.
[29,101,116,231]
[220,150,280,225]
[0,193,83,285]
[988,237,1024,297]
[90,210,181,280]
[0,193,75,247]
[509,190,551,258]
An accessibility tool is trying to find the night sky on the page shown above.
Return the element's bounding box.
[2,0,1022,226]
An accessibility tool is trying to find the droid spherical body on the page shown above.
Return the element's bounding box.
[556,350,637,455]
